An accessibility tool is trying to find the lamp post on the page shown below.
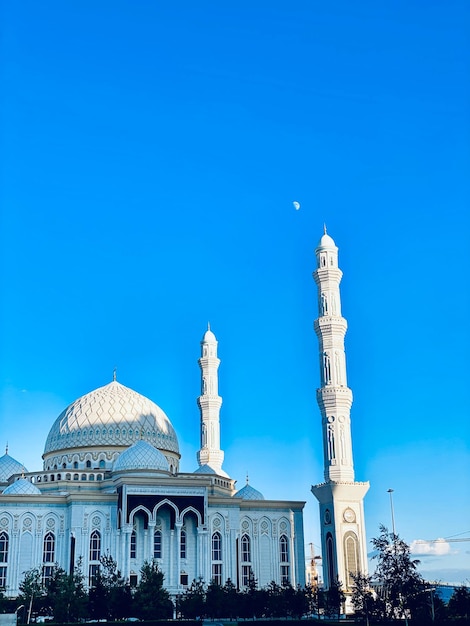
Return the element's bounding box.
[387,489,396,536]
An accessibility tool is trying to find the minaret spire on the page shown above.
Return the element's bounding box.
[196,325,228,477]
[311,230,369,598]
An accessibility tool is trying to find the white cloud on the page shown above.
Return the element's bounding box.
[411,539,452,556]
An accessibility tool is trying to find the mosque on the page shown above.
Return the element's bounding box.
[0,230,368,602]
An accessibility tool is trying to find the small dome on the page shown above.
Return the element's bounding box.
[194,463,229,478]
[317,233,336,249]
[194,463,217,475]
[235,483,265,501]
[3,478,41,495]
[113,440,170,472]
[0,452,27,483]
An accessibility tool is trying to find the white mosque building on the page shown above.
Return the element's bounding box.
[0,230,368,601]
[0,326,306,598]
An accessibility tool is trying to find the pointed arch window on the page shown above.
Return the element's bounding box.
[326,532,335,588]
[279,534,290,585]
[154,529,162,559]
[130,529,137,559]
[241,534,252,587]
[89,530,101,586]
[0,532,8,564]
[211,532,222,585]
[343,531,359,590]
[42,532,55,587]
[0,532,8,589]
[180,529,187,559]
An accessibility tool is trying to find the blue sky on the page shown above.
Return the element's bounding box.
[1,1,469,586]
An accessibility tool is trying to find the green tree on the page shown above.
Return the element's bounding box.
[371,524,424,621]
[133,561,173,620]
[178,577,206,619]
[222,578,239,619]
[205,580,225,618]
[18,567,43,624]
[448,585,470,619]
[324,577,345,619]
[88,554,131,620]
[240,569,266,618]
[46,561,87,623]
[351,572,383,625]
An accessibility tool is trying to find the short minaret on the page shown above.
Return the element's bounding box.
[196,325,228,477]
[311,229,369,595]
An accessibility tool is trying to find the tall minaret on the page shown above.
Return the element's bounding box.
[196,325,228,477]
[311,229,369,594]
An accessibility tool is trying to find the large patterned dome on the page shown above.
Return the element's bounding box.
[44,381,179,459]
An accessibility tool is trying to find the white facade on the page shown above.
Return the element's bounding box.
[0,328,305,598]
[311,230,369,592]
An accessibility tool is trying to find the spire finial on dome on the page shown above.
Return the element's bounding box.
[246,472,249,485]
[5,442,8,455]
[324,223,327,235]
[113,367,117,382]
[207,321,211,331]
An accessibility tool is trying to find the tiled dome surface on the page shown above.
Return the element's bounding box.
[114,440,169,472]
[235,483,265,500]
[194,463,217,475]
[3,478,41,495]
[0,453,26,482]
[44,381,179,455]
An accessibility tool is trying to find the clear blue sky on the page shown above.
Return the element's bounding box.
[1,1,469,586]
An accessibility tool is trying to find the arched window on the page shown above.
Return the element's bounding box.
[241,534,251,587]
[90,530,101,561]
[42,532,55,587]
[89,530,101,587]
[0,532,8,589]
[211,532,222,585]
[130,530,137,559]
[180,529,187,559]
[343,531,359,590]
[154,530,162,559]
[86,460,92,469]
[326,532,335,588]
[0,532,8,564]
[99,459,105,469]
[279,535,290,585]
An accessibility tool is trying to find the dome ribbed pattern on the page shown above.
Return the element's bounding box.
[235,484,265,500]
[44,381,179,455]
[3,478,41,495]
[113,440,169,472]
[0,453,26,482]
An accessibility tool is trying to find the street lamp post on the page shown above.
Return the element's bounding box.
[387,489,396,536]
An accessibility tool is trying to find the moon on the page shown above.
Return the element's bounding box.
[293,201,300,210]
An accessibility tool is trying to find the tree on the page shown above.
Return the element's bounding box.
[371,524,424,621]
[205,580,225,619]
[324,577,345,619]
[351,572,383,625]
[222,578,239,619]
[46,561,87,623]
[178,577,206,619]
[240,569,266,618]
[448,585,470,619]
[133,561,173,620]
[18,568,43,624]
[88,554,131,620]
